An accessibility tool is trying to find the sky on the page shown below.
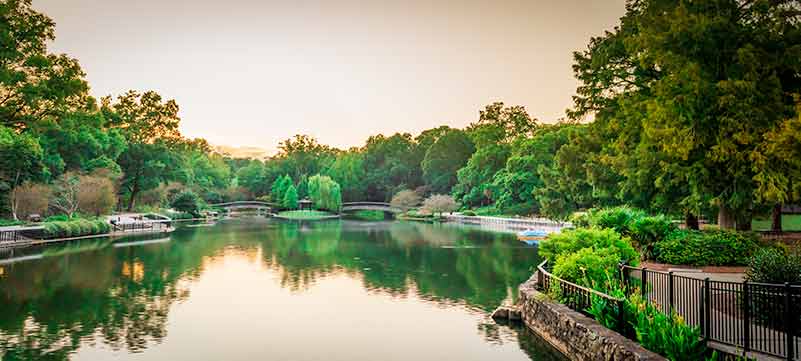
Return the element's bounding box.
[34,0,626,151]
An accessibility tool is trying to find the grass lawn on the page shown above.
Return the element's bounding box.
[276,210,339,220]
[752,214,801,231]
[347,210,386,221]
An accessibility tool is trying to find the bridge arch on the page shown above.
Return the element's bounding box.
[340,202,403,214]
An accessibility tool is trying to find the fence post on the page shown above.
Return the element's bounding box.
[537,267,543,290]
[641,268,648,300]
[785,282,793,361]
[703,277,711,342]
[617,299,626,337]
[668,271,674,312]
[743,281,750,354]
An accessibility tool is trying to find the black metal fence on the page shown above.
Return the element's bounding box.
[536,260,627,331]
[622,265,800,360]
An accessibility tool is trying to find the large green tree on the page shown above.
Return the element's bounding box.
[362,133,420,200]
[103,90,183,210]
[570,0,801,229]
[0,0,90,131]
[0,126,45,218]
[421,130,475,194]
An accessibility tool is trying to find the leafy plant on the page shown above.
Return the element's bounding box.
[745,248,801,283]
[629,215,675,259]
[626,293,707,361]
[653,229,761,266]
[589,206,646,234]
[539,227,639,266]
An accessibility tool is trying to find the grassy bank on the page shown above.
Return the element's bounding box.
[752,214,801,231]
[346,210,386,221]
[275,210,340,220]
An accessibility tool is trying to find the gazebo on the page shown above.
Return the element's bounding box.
[299,199,313,210]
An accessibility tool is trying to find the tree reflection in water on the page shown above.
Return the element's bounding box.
[0,219,547,360]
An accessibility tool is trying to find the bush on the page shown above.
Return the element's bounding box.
[553,247,627,288]
[589,206,646,234]
[629,215,676,259]
[41,219,111,239]
[653,229,761,266]
[625,294,707,361]
[540,227,639,266]
[45,215,70,222]
[171,190,202,216]
[745,248,801,283]
[568,212,591,228]
[461,210,477,216]
[541,227,639,288]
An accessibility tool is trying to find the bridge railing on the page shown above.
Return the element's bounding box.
[210,201,277,208]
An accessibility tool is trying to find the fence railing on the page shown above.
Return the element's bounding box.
[536,260,627,331]
[112,221,171,233]
[621,265,800,361]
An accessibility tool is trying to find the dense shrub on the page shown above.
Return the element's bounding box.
[44,215,70,222]
[653,229,761,266]
[625,294,706,361]
[745,248,801,283]
[541,227,639,288]
[461,210,477,216]
[171,190,202,216]
[540,227,639,265]
[552,247,627,288]
[586,292,707,361]
[629,215,675,259]
[568,212,591,228]
[42,219,111,239]
[589,206,646,234]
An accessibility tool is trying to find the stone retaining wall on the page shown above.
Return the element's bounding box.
[518,274,666,361]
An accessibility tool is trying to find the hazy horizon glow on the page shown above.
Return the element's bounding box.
[35,0,625,150]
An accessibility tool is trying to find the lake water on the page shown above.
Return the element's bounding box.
[0,219,565,361]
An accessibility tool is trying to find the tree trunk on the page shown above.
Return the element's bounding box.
[685,212,699,230]
[771,204,783,232]
[736,211,752,231]
[127,183,138,212]
[718,205,736,229]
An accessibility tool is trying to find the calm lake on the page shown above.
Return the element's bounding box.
[0,219,564,361]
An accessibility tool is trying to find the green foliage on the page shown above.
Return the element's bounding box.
[541,227,638,290]
[42,219,110,239]
[452,144,509,207]
[628,215,675,259]
[568,0,801,226]
[171,190,202,216]
[588,206,646,234]
[422,129,475,194]
[325,151,366,202]
[490,124,575,215]
[539,227,638,265]
[307,174,342,212]
[461,210,476,216]
[282,184,299,209]
[653,229,761,266]
[0,218,25,226]
[626,294,706,361]
[745,248,801,284]
[349,210,385,221]
[271,175,293,203]
[552,247,626,287]
[276,210,334,220]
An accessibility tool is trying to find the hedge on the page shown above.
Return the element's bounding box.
[43,219,111,239]
[652,229,761,266]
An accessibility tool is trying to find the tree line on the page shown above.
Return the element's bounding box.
[2,0,801,231]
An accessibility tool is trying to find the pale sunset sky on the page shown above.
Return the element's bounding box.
[34,0,626,151]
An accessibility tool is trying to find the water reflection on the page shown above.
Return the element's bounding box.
[0,219,560,361]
